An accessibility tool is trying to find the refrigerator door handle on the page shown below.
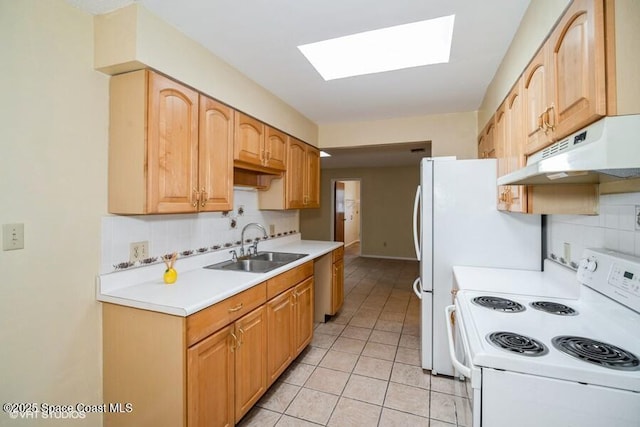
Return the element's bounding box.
[412,277,422,299]
[413,185,421,260]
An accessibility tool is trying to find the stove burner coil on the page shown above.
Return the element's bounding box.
[487,332,548,357]
[552,336,640,371]
[472,296,525,313]
[529,301,578,316]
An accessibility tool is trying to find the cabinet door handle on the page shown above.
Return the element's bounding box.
[228,303,243,313]
[543,105,556,132]
[230,332,238,352]
[238,328,244,346]
[537,113,544,131]
[200,188,207,208]
[192,188,199,208]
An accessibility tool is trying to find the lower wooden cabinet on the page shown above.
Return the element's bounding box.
[103,264,314,427]
[332,258,345,314]
[234,306,268,421]
[266,276,314,385]
[187,325,235,427]
[331,247,345,314]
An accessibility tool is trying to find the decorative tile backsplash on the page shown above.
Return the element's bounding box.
[547,192,640,267]
[101,188,299,273]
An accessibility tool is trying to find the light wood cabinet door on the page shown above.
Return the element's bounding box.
[187,325,234,427]
[494,105,509,211]
[234,112,265,168]
[286,138,307,209]
[305,146,321,208]
[523,46,555,155]
[549,0,606,138]
[504,80,528,213]
[199,96,234,211]
[264,126,287,171]
[234,306,267,422]
[148,72,200,213]
[331,259,344,315]
[293,277,314,355]
[266,290,294,385]
[478,121,496,159]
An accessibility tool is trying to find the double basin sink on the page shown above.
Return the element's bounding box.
[204,251,308,273]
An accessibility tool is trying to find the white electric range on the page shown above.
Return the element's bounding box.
[449,249,640,427]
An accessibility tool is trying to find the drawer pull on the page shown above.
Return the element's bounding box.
[228,303,244,313]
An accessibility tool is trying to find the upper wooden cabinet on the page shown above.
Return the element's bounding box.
[549,0,606,140]
[287,138,320,209]
[259,138,320,209]
[523,0,606,155]
[234,111,287,173]
[478,119,496,159]
[109,70,233,214]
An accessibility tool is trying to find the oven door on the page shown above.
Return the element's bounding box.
[446,304,481,427]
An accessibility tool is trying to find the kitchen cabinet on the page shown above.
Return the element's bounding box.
[188,304,267,426]
[234,112,287,173]
[523,46,554,155]
[331,247,345,314]
[198,96,235,211]
[187,325,234,427]
[313,247,345,322]
[266,263,314,384]
[522,0,606,155]
[108,69,233,214]
[478,119,495,159]
[258,138,320,209]
[233,306,267,421]
[103,262,318,427]
[548,0,606,141]
[496,79,528,213]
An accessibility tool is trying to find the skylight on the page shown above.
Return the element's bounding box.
[298,15,455,81]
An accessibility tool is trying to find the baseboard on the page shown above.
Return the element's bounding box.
[358,254,417,261]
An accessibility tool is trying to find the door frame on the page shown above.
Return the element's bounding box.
[330,178,362,252]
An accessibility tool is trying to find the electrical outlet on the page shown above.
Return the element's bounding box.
[269,224,275,235]
[636,205,640,231]
[130,241,149,263]
[2,223,25,251]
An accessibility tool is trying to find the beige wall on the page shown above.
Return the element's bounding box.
[319,111,478,159]
[94,4,318,145]
[477,0,571,128]
[0,1,107,425]
[300,166,420,259]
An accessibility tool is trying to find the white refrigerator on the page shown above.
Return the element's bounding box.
[412,158,541,376]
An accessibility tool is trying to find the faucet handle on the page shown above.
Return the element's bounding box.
[229,250,238,262]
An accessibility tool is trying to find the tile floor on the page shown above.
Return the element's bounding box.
[239,243,472,427]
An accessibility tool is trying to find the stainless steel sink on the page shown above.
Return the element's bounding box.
[251,251,308,263]
[204,252,308,273]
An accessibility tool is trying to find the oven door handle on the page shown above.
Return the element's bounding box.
[445,305,471,378]
[412,277,422,299]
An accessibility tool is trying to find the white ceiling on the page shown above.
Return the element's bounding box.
[69,0,530,167]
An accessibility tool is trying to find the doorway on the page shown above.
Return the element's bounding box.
[333,179,361,251]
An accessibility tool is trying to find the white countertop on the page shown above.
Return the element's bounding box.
[97,235,342,316]
[453,259,580,299]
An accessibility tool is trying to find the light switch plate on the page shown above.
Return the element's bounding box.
[3,223,25,251]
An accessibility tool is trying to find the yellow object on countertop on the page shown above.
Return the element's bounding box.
[162,252,178,284]
[163,268,178,284]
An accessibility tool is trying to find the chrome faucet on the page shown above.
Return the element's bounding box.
[239,223,268,257]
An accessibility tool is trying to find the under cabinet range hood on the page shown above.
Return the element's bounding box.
[497,115,640,185]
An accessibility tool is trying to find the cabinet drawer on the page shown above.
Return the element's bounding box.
[266,261,313,300]
[187,283,266,346]
[332,246,344,263]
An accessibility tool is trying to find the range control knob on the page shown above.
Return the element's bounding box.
[579,258,598,272]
